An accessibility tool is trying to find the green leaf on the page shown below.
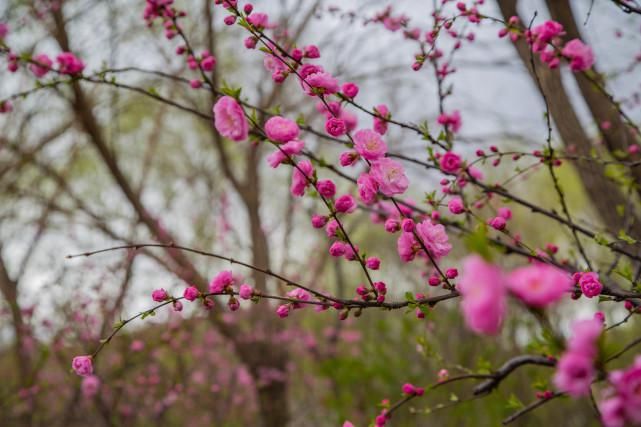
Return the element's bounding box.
[505,394,524,410]
[594,233,611,246]
[618,230,637,245]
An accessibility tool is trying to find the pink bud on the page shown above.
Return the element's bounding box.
[276,304,290,318]
[445,268,458,279]
[183,286,200,301]
[239,284,253,300]
[329,241,347,257]
[152,288,169,302]
[311,214,328,228]
[401,218,415,232]
[489,216,506,230]
[366,257,381,270]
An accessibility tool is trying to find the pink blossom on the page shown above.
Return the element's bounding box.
[317,179,336,198]
[276,304,290,318]
[448,197,465,214]
[299,64,338,95]
[506,263,572,308]
[579,272,603,298]
[335,194,357,213]
[562,39,594,72]
[130,340,144,352]
[437,111,462,133]
[457,256,506,335]
[29,54,53,78]
[357,172,379,205]
[397,219,452,262]
[152,288,168,302]
[201,55,216,71]
[488,216,506,230]
[366,257,381,270]
[567,318,603,358]
[607,357,641,424]
[183,286,200,301]
[530,20,565,50]
[287,288,310,309]
[311,214,327,228]
[385,218,400,233]
[553,351,595,397]
[0,23,8,39]
[71,355,93,377]
[56,52,85,75]
[498,207,512,219]
[599,397,626,427]
[326,219,339,237]
[354,129,388,160]
[342,82,359,98]
[415,219,452,259]
[439,151,462,174]
[446,268,458,279]
[401,383,424,396]
[343,422,355,427]
[369,158,409,196]
[209,270,235,293]
[213,96,249,142]
[325,117,347,136]
[291,159,314,197]
[266,139,305,168]
[329,241,347,257]
[401,218,414,232]
[239,284,253,300]
[339,151,359,166]
[246,12,271,29]
[81,375,101,398]
[373,104,389,135]
[227,297,239,311]
[265,116,300,143]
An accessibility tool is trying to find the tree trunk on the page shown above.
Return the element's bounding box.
[497,0,641,240]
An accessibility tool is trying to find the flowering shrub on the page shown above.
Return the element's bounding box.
[1,0,641,426]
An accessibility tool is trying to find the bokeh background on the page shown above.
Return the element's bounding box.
[1,0,640,425]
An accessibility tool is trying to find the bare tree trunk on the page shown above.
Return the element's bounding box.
[546,0,641,181]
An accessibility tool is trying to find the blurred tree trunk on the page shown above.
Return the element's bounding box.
[547,0,641,176]
[497,0,641,241]
[0,254,29,385]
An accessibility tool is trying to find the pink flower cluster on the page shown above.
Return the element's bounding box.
[143,0,186,39]
[7,51,84,77]
[397,219,452,262]
[458,256,573,335]
[521,20,594,72]
[553,316,603,397]
[575,271,603,298]
[561,39,594,72]
[599,356,641,427]
[56,52,85,75]
[437,110,462,133]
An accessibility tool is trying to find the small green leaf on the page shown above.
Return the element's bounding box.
[505,394,524,410]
